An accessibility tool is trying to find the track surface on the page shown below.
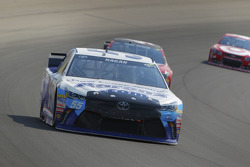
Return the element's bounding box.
[1,0,250,166]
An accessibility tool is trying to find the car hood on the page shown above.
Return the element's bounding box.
[60,76,181,105]
[218,44,250,56]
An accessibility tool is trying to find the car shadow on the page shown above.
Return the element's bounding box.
[8,114,56,131]
[201,60,209,65]
[7,115,176,146]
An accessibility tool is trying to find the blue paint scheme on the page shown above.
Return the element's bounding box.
[57,88,66,96]
[160,111,177,124]
[53,103,182,144]
[55,124,178,144]
[64,111,78,125]
[73,81,167,98]
[177,104,183,111]
[40,48,183,144]
[165,124,173,139]
[55,88,86,125]
[160,104,183,126]
[65,98,85,111]
[49,67,58,73]
[43,82,183,144]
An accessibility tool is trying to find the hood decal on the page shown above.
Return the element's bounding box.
[65,78,168,99]
[219,45,249,56]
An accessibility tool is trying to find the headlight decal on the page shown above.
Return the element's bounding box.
[65,89,86,101]
[160,111,177,122]
[160,104,183,133]
[212,48,222,56]
[244,57,250,61]
[160,102,178,112]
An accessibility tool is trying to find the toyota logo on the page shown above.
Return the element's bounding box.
[117,101,130,111]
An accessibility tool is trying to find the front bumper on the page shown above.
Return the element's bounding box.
[208,52,250,73]
[55,88,183,144]
[208,60,250,73]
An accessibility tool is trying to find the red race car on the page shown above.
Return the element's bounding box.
[104,38,173,87]
[208,33,250,72]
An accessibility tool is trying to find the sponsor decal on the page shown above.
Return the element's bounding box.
[105,58,127,64]
[74,81,167,98]
[56,107,64,113]
[177,114,182,118]
[220,46,248,56]
[57,102,66,108]
[177,110,183,114]
[56,114,61,119]
[176,114,182,123]
[176,123,181,128]
[57,97,66,103]
[177,130,180,135]
[227,47,244,53]
[58,94,67,98]
[176,118,182,123]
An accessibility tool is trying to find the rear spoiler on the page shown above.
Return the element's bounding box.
[48,53,66,67]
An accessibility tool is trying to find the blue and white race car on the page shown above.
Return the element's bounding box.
[40,48,183,144]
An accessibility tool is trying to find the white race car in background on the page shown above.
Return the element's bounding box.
[40,48,183,144]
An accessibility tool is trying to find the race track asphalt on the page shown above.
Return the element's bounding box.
[0,0,250,166]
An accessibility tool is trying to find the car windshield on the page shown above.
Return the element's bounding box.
[67,54,167,89]
[109,42,165,64]
[219,36,250,50]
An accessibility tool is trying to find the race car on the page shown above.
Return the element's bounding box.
[103,38,173,87]
[40,48,183,145]
[208,33,250,72]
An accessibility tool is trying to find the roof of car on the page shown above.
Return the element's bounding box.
[75,48,153,63]
[225,33,250,40]
[112,38,162,49]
